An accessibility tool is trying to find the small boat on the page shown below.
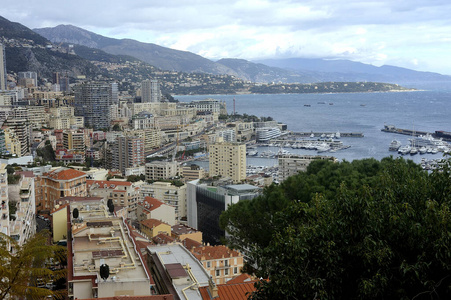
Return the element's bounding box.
[419,147,427,154]
[360,104,366,107]
[310,133,315,138]
[248,151,258,156]
[317,101,326,104]
[304,104,311,107]
[329,103,334,105]
[410,148,418,155]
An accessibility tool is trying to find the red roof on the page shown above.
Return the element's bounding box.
[83,295,174,300]
[45,167,87,180]
[139,197,164,212]
[226,273,254,285]
[181,237,202,250]
[199,282,256,300]
[191,245,242,260]
[152,233,175,245]
[141,218,168,229]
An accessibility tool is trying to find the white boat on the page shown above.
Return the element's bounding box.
[398,145,411,155]
[310,133,315,138]
[389,140,401,151]
[410,148,418,155]
[431,148,439,154]
[248,150,258,156]
[419,146,427,154]
[335,131,341,138]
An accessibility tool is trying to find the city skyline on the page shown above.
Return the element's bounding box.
[2,1,451,75]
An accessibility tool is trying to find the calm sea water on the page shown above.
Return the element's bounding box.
[177,81,451,167]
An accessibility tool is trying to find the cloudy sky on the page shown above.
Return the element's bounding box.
[3,0,451,74]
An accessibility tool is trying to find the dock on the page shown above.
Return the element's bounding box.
[290,132,364,138]
[381,125,429,137]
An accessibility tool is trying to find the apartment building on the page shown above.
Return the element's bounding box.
[181,164,206,183]
[86,180,140,218]
[36,168,87,213]
[8,172,36,252]
[111,136,144,175]
[52,200,155,299]
[48,106,84,130]
[140,218,171,238]
[141,79,161,103]
[147,243,210,299]
[74,82,115,129]
[136,196,176,226]
[139,181,186,219]
[63,129,86,154]
[208,142,246,183]
[191,245,244,285]
[2,117,31,157]
[2,127,22,157]
[145,161,179,181]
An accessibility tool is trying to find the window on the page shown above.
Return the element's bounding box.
[206,261,211,268]
[234,267,238,274]
[216,270,220,277]
[225,268,229,275]
[224,260,229,266]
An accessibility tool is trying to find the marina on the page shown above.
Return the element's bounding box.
[179,84,451,168]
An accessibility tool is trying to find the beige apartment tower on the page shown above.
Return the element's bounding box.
[209,142,246,183]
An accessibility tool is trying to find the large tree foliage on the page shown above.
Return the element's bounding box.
[0,230,67,300]
[220,157,451,299]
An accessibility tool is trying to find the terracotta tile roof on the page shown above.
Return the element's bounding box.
[191,245,242,261]
[45,167,87,180]
[226,273,254,285]
[84,294,174,300]
[199,282,256,300]
[139,197,164,212]
[152,233,175,245]
[171,224,198,236]
[181,237,202,250]
[141,218,168,229]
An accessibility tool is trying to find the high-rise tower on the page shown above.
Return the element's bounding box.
[74,82,115,130]
[0,44,7,90]
[141,79,161,103]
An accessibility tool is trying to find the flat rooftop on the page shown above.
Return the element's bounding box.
[148,244,210,300]
[72,216,149,284]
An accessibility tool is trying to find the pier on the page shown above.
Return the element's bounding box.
[381,125,429,137]
[291,132,364,138]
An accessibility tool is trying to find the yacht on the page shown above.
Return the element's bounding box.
[389,140,401,151]
[398,145,411,155]
[419,146,427,154]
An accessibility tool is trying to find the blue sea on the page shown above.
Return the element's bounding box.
[177,81,451,168]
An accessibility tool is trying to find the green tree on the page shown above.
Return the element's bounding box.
[221,157,451,299]
[112,124,121,131]
[0,230,67,300]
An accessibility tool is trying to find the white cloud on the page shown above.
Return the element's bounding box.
[2,0,451,74]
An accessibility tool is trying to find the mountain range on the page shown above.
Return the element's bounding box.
[33,24,451,84]
[1,15,449,85]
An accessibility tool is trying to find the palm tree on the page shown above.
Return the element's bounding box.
[0,230,67,299]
